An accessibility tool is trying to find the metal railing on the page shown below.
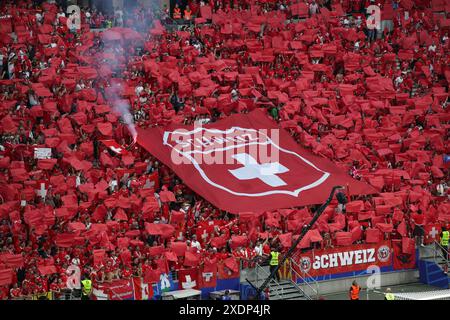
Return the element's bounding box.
[432,241,449,272]
[288,278,312,300]
[289,258,319,300]
[54,289,82,300]
[170,270,178,281]
[254,263,284,300]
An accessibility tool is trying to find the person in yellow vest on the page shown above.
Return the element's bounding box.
[81,278,92,300]
[269,247,280,282]
[440,227,449,273]
[173,4,182,20]
[384,288,395,300]
[184,7,192,21]
[349,280,360,300]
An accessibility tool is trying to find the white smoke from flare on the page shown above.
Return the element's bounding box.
[112,98,137,143]
[99,34,138,144]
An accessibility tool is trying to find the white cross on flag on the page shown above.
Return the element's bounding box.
[100,140,129,155]
[35,181,49,199]
[202,272,213,282]
[229,153,289,187]
[200,264,217,288]
[200,229,209,242]
[196,221,221,245]
[425,224,441,244]
[137,109,376,213]
[178,269,198,290]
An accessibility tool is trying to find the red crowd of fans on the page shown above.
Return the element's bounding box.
[0,0,448,299]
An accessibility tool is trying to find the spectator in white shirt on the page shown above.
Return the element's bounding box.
[115,10,124,27]
[231,88,239,101]
[254,240,263,256]
[109,176,118,192]
[29,91,39,106]
[404,11,409,21]
[36,12,43,23]
[442,33,448,44]
[436,180,447,197]
[190,235,202,251]
[56,8,66,19]
[193,42,202,53]
[71,257,80,266]
[394,75,403,87]
[76,173,81,187]
[135,83,144,96]
[428,43,436,53]
[310,0,319,15]
[342,18,350,27]
[85,10,91,24]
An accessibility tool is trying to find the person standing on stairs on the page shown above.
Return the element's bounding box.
[269,246,281,282]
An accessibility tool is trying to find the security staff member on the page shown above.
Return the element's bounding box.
[269,247,280,282]
[184,7,192,21]
[384,288,395,300]
[441,228,449,273]
[81,278,92,300]
[349,280,360,300]
[441,228,449,257]
[173,4,182,20]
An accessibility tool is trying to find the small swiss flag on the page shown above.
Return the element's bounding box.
[178,268,198,290]
[141,171,159,190]
[100,140,129,155]
[424,224,441,244]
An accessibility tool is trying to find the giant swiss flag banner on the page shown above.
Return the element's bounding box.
[137,109,375,213]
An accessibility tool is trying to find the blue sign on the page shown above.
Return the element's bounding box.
[444,154,450,163]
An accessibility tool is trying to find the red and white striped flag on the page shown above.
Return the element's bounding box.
[132,277,153,300]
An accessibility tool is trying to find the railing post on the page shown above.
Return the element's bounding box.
[315,279,319,298]
[256,264,259,295]
[288,256,320,299]
[434,241,437,262]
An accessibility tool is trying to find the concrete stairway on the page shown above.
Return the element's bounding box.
[268,280,308,300]
[243,265,311,300]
